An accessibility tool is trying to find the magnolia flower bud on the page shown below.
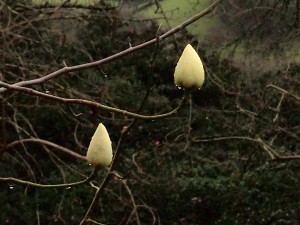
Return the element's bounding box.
[86,123,113,168]
[174,44,205,89]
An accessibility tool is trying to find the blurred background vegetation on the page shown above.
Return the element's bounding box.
[0,0,299,224]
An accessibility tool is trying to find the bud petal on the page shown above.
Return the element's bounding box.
[86,123,113,168]
[174,44,205,89]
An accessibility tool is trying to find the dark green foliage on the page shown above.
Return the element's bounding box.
[1,1,299,225]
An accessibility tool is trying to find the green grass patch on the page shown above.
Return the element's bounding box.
[139,0,222,36]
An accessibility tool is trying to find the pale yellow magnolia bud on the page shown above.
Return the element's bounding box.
[86,123,113,168]
[174,44,205,89]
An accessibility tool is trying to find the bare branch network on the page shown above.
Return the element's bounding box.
[1,0,299,224]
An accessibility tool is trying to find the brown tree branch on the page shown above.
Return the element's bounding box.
[266,84,300,102]
[192,136,300,161]
[0,168,97,188]
[5,138,87,161]
[0,0,222,93]
[0,81,185,120]
[122,180,141,225]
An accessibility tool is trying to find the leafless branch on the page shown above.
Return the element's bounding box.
[5,138,87,161]
[0,81,185,120]
[266,84,300,102]
[192,136,300,161]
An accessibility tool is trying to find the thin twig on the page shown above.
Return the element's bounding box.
[192,136,300,161]
[0,168,97,188]
[122,180,141,225]
[5,138,87,161]
[266,84,300,102]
